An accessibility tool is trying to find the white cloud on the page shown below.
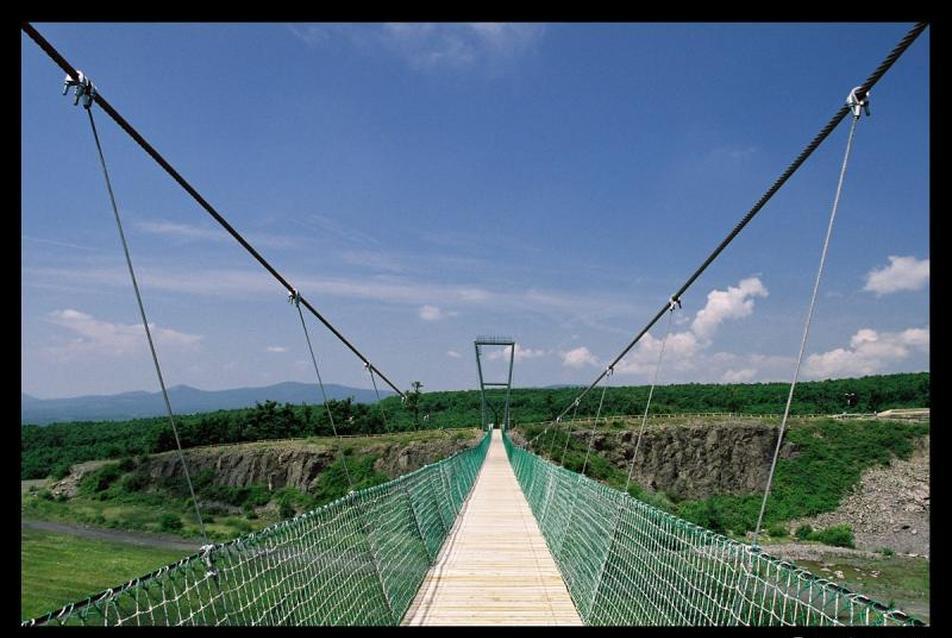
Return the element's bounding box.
[419,304,457,321]
[863,256,929,295]
[722,368,757,383]
[615,277,767,377]
[45,309,202,358]
[691,277,768,341]
[804,326,929,379]
[266,346,288,353]
[487,344,548,362]
[561,346,598,369]
[446,350,462,358]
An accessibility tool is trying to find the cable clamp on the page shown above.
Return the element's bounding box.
[606,365,614,377]
[62,71,95,109]
[199,544,219,578]
[847,86,871,118]
[288,289,301,306]
[668,297,682,312]
[574,398,581,407]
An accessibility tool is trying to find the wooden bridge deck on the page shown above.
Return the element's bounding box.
[402,429,582,625]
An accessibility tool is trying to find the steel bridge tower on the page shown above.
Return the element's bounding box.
[473,336,515,431]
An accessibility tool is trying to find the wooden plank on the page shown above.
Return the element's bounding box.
[402,430,583,626]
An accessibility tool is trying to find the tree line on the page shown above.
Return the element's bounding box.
[21,372,928,480]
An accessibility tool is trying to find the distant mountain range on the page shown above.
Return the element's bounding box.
[21,382,392,426]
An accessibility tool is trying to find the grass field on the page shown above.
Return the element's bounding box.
[794,555,929,624]
[21,527,189,622]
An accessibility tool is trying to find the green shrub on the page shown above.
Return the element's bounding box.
[795,524,813,540]
[158,513,183,532]
[279,500,296,520]
[50,463,71,481]
[881,547,895,557]
[81,463,123,494]
[38,489,54,501]
[767,523,788,538]
[120,471,150,493]
[225,517,253,534]
[117,457,137,472]
[811,524,855,548]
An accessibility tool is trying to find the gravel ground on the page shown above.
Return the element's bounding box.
[786,435,929,558]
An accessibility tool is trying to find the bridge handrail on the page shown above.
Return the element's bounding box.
[500,429,922,627]
[23,431,492,626]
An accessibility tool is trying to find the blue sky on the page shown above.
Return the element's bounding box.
[21,23,929,399]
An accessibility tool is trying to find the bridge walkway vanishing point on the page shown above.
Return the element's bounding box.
[403,429,582,625]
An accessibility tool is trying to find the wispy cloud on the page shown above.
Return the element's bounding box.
[266,345,288,353]
[22,235,98,252]
[288,213,380,247]
[290,23,545,73]
[136,219,299,250]
[863,256,929,296]
[44,309,202,359]
[446,349,462,358]
[23,265,641,323]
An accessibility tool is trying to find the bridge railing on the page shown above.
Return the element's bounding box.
[23,431,491,627]
[501,429,921,627]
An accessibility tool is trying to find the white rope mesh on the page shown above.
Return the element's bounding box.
[502,430,922,627]
[23,433,491,627]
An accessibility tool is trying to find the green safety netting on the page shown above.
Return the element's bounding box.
[502,429,922,627]
[23,432,491,627]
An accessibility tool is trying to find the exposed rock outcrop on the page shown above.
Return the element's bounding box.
[50,431,483,499]
[513,420,795,500]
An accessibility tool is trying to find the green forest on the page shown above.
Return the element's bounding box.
[21,372,928,480]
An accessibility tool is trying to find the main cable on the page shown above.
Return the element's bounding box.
[22,22,405,399]
[548,22,927,425]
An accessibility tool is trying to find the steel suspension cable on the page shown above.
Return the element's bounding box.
[366,366,391,433]
[624,304,677,495]
[547,22,928,427]
[22,22,406,399]
[751,105,864,549]
[85,107,209,545]
[580,384,609,477]
[292,294,353,489]
[555,398,581,463]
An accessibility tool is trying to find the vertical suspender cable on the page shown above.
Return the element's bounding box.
[86,107,209,545]
[544,22,928,427]
[293,295,353,489]
[751,106,864,549]
[367,366,391,433]
[624,304,677,495]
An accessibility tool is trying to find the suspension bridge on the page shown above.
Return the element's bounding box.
[20,22,928,627]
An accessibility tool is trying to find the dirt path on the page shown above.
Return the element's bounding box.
[21,519,201,554]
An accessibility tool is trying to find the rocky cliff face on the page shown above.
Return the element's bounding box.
[52,432,483,498]
[513,421,796,500]
[143,434,483,493]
